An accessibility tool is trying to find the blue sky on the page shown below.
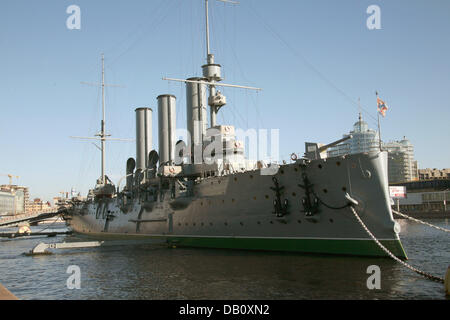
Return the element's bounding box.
[1,0,449,201]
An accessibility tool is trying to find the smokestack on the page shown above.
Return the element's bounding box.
[157,95,176,167]
[135,108,153,180]
[186,77,207,164]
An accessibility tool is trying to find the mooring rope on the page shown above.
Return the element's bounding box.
[392,210,450,233]
[350,206,445,284]
[34,216,62,234]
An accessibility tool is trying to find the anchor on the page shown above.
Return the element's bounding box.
[270,177,289,217]
[298,172,320,217]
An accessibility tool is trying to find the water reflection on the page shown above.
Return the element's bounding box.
[0,220,448,300]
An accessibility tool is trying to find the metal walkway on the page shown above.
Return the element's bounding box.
[0,211,61,228]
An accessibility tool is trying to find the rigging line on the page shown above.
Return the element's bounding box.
[108,0,179,66]
[245,3,378,123]
[227,96,247,129]
[223,0,227,82]
[77,79,102,189]
[255,90,262,130]
[246,89,249,129]
[215,11,264,129]
[103,0,168,58]
[210,1,217,57]
[228,101,245,130]
[190,2,197,75]
[212,2,227,71]
[178,0,184,94]
[212,35,264,128]
[220,107,226,125]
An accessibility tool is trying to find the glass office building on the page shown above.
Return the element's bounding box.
[327,114,418,183]
[327,113,380,157]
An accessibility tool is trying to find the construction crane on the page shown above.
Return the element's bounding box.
[0,174,20,186]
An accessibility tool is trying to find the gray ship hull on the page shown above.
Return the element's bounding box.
[66,151,407,258]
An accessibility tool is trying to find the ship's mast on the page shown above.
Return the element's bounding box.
[100,53,106,185]
[74,54,129,187]
[205,0,211,57]
[205,0,242,127]
[205,0,220,128]
[164,0,261,128]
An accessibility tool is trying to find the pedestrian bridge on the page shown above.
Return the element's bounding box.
[0,211,61,228]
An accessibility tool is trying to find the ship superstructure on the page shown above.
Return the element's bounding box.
[65,1,407,258]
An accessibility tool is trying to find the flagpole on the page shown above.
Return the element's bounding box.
[376,91,382,151]
[378,111,382,151]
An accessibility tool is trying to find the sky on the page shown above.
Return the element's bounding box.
[1,0,449,202]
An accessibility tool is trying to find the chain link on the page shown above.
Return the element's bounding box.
[350,206,444,284]
[392,210,450,233]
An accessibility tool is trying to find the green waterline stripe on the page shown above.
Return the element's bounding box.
[167,236,407,258]
[75,231,407,259]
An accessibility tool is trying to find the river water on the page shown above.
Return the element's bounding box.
[0,219,448,300]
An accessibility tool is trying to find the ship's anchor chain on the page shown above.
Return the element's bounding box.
[270,177,289,217]
[348,202,445,284]
[298,172,320,217]
[392,210,449,233]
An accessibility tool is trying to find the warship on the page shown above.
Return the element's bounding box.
[64,0,407,258]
